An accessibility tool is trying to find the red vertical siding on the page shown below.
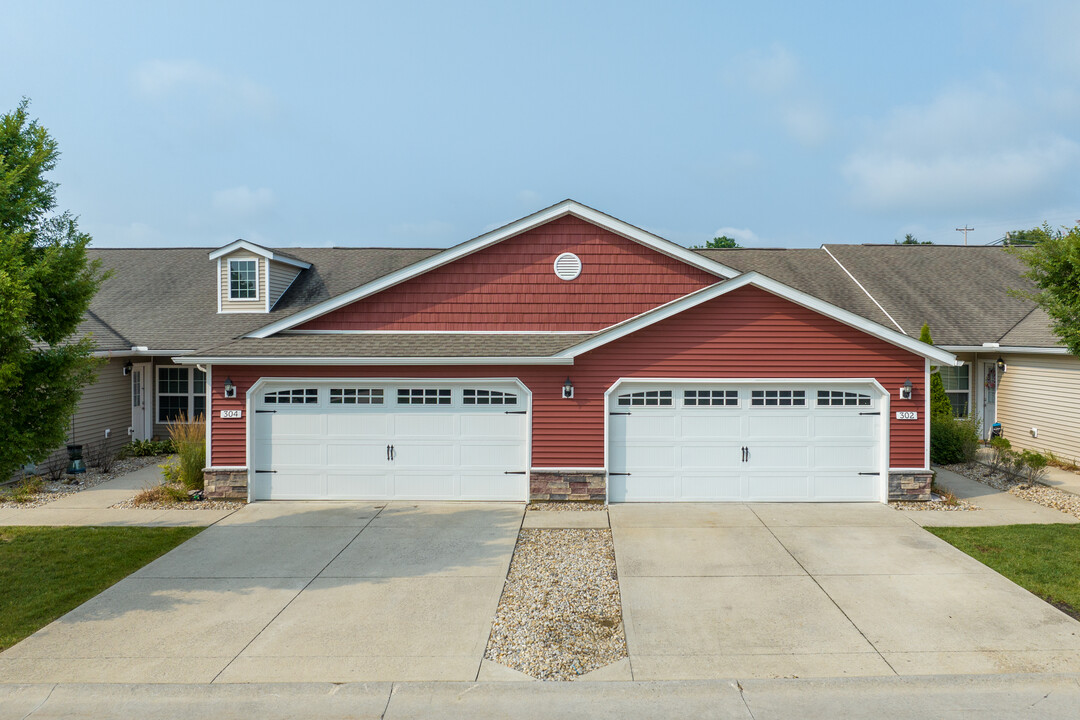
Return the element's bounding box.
[211,286,927,469]
[295,215,718,332]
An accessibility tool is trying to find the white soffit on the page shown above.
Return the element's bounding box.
[244,200,739,339]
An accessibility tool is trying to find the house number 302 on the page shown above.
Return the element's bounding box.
[895,411,918,420]
[219,409,243,419]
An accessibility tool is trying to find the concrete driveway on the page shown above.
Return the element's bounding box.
[0,502,523,683]
[612,502,1080,680]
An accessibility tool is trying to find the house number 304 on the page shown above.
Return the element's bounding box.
[219,409,242,419]
[895,411,918,420]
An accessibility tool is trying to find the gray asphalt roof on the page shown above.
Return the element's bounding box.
[186,333,594,359]
[79,239,1061,358]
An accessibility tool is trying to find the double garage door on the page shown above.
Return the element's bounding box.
[250,379,885,502]
[609,383,885,502]
[252,382,528,501]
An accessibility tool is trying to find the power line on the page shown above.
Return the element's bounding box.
[955,225,974,246]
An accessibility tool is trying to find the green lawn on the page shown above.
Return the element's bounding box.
[0,526,202,651]
[928,524,1080,620]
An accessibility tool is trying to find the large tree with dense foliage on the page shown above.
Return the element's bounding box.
[0,99,105,479]
[1010,222,1080,357]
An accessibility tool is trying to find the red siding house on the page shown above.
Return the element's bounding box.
[174,200,957,504]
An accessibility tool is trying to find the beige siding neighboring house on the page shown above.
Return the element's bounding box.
[996,353,1080,464]
[38,357,132,470]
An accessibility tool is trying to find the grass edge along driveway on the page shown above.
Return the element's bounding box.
[0,526,202,651]
[928,524,1080,621]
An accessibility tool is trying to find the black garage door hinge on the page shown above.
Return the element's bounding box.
[858,472,880,476]
[609,472,631,476]
[504,411,527,415]
[859,412,880,415]
[255,469,277,473]
[609,412,631,416]
[504,471,527,475]
[256,409,276,414]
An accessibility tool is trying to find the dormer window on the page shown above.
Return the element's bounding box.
[229,259,259,300]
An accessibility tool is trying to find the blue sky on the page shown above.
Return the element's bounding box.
[4,1,1079,249]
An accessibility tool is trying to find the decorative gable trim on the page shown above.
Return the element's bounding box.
[244,199,739,339]
[209,240,311,269]
[555,273,961,366]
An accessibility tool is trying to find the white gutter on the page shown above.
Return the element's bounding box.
[821,246,907,334]
[91,348,195,358]
[941,346,1069,355]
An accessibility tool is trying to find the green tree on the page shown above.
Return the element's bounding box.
[895,233,932,245]
[0,99,105,479]
[692,235,741,249]
[1009,222,1080,356]
[920,323,953,418]
[1004,228,1051,246]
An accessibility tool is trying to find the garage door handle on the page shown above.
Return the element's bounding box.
[255,470,276,473]
[858,472,880,476]
[609,412,631,416]
[859,412,880,415]
[504,411,527,415]
[610,472,631,476]
[256,409,276,414]
[504,471,526,475]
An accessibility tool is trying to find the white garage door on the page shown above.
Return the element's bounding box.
[251,382,528,501]
[608,383,885,502]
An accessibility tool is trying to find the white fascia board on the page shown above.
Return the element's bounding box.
[941,345,1068,355]
[244,199,739,339]
[558,272,962,367]
[173,355,574,366]
[90,349,194,359]
[209,240,311,269]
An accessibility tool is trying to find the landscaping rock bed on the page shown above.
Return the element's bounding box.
[110,496,244,511]
[485,528,627,680]
[948,462,1080,520]
[527,502,606,512]
[891,494,978,512]
[0,456,167,509]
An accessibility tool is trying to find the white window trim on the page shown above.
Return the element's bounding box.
[157,366,207,424]
[938,362,971,418]
[228,257,261,302]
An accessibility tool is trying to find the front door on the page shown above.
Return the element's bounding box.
[130,363,153,440]
[980,360,998,440]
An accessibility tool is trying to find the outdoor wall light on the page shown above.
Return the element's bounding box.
[562,377,575,399]
[123,360,133,376]
[899,378,913,400]
[223,377,237,399]
[996,356,1007,373]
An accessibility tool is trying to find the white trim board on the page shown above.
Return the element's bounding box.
[176,355,575,366]
[941,345,1068,355]
[209,240,311,269]
[244,199,740,339]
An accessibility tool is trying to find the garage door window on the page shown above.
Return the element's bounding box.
[265,388,319,404]
[398,388,452,405]
[463,389,517,405]
[683,389,738,406]
[617,390,673,407]
[329,388,384,405]
[750,389,805,407]
[816,390,872,407]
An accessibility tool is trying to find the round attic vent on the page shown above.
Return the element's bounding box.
[553,252,582,281]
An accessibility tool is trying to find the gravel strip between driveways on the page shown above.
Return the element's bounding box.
[890,496,978,511]
[0,455,167,509]
[110,498,245,511]
[485,528,627,680]
[947,462,1080,519]
[527,502,607,512]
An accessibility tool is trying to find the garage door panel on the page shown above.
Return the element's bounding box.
[681,444,743,470]
[459,442,523,468]
[609,474,675,503]
[615,414,675,440]
[262,413,326,437]
[326,471,392,500]
[326,413,390,436]
[461,413,523,439]
[255,471,326,501]
[811,475,879,501]
[812,415,877,439]
[392,471,456,499]
[747,414,809,439]
[459,473,521,501]
[395,442,455,468]
[265,440,322,467]
[393,413,455,438]
[750,445,809,470]
[621,443,676,470]
[326,441,388,466]
[749,474,811,500]
[813,444,878,470]
[679,474,743,500]
[677,414,740,438]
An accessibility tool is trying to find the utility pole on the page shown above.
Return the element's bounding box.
[955,225,974,246]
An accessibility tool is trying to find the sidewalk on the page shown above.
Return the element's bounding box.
[900,466,1080,527]
[0,465,239,527]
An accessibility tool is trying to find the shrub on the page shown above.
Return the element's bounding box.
[988,436,1012,474]
[132,483,187,506]
[83,438,118,473]
[930,415,981,465]
[1018,450,1050,488]
[8,476,45,503]
[166,414,205,491]
[39,453,67,483]
[119,439,175,457]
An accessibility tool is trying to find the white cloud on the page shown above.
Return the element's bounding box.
[723,44,830,147]
[842,84,1080,211]
[133,59,273,117]
[212,186,275,216]
[713,226,761,246]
